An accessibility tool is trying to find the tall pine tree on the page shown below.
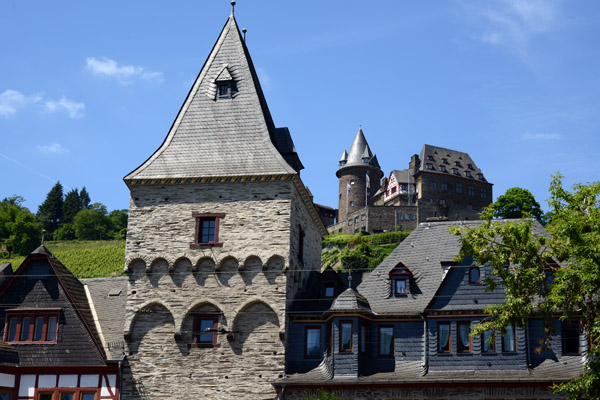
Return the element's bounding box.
[37,181,63,234]
[79,187,91,209]
[62,188,81,224]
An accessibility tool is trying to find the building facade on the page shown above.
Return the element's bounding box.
[277,221,584,399]
[329,131,493,234]
[120,8,325,400]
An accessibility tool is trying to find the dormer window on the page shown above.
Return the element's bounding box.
[477,173,484,180]
[427,155,434,161]
[217,82,232,99]
[426,163,434,170]
[467,163,474,170]
[455,161,461,167]
[440,165,447,172]
[469,266,481,284]
[465,171,472,178]
[4,310,59,344]
[453,168,459,175]
[324,284,335,298]
[442,158,449,164]
[389,263,412,297]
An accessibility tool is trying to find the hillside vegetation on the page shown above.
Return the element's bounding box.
[322,231,410,272]
[0,240,126,279]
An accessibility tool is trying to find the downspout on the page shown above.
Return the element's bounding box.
[526,319,531,369]
[421,311,429,375]
[118,360,123,400]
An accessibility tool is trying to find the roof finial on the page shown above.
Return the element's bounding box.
[231,1,236,15]
[242,28,247,41]
[41,229,46,246]
[348,274,352,289]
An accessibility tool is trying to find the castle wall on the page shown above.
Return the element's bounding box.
[337,166,382,219]
[122,180,319,400]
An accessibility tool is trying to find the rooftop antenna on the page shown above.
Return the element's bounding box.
[242,28,247,41]
[230,1,236,15]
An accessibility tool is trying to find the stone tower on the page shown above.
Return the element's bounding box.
[336,127,383,219]
[121,7,326,400]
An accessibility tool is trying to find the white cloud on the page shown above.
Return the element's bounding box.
[458,0,561,60]
[45,96,85,118]
[0,89,42,117]
[257,67,273,91]
[36,143,69,154]
[85,57,164,84]
[521,132,562,140]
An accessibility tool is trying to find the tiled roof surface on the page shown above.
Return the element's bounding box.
[83,277,128,360]
[338,127,381,171]
[125,15,298,181]
[417,144,489,182]
[327,288,371,314]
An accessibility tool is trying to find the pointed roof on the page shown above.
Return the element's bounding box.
[326,287,371,314]
[125,14,299,182]
[336,127,381,175]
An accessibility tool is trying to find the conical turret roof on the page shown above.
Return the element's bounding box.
[337,127,381,173]
[125,14,299,182]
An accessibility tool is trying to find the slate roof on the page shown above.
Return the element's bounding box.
[390,169,410,183]
[124,14,299,181]
[82,277,128,361]
[326,288,371,315]
[417,144,489,183]
[0,246,107,366]
[337,127,381,174]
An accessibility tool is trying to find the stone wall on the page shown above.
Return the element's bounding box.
[122,180,321,400]
[327,205,418,235]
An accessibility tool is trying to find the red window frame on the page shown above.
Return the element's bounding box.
[4,310,59,344]
[304,326,321,358]
[457,322,472,353]
[378,325,394,357]
[438,322,451,353]
[339,321,353,353]
[35,390,98,400]
[191,314,219,348]
[190,212,224,249]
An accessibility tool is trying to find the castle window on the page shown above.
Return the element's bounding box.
[502,325,516,352]
[457,322,471,353]
[390,263,411,297]
[340,321,353,352]
[562,321,580,355]
[439,199,446,206]
[426,163,434,170]
[468,185,475,196]
[410,214,415,220]
[442,158,449,164]
[440,165,447,172]
[378,326,394,357]
[479,188,487,198]
[305,326,321,358]
[453,168,459,175]
[438,323,451,353]
[427,155,434,161]
[469,266,481,284]
[465,171,472,178]
[482,330,495,353]
[191,212,225,249]
[456,183,462,193]
[217,82,232,99]
[440,183,448,191]
[4,310,59,344]
[466,203,474,210]
[350,179,355,185]
[477,173,484,180]
[429,181,437,190]
[191,314,219,348]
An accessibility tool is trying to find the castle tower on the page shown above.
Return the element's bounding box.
[336,127,383,219]
[121,6,326,399]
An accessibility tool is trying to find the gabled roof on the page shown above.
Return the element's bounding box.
[327,288,371,314]
[0,246,106,364]
[124,14,299,182]
[337,127,382,175]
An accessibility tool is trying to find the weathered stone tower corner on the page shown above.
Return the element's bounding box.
[120,7,326,399]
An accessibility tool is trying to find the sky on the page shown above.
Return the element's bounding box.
[1,0,599,215]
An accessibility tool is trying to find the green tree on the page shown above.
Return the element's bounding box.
[305,391,341,400]
[79,186,91,209]
[62,188,81,224]
[73,203,110,240]
[54,223,76,241]
[0,197,42,256]
[450,174,600,399]
[37,181,64,235]
[108,209,128,239]
[491,187,544,223]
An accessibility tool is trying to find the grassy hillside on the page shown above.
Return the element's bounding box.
[322,231,410,272]
[0,240,126,279]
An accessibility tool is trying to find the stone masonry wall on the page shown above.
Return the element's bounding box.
[122,180,319,400]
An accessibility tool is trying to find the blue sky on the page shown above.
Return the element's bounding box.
[1,1,599,214]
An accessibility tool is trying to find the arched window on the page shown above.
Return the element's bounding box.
[469,266,480,284]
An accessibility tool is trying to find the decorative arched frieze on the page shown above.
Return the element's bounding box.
[217,255,239,272]
[125,258,147,275]
[147,257,169,274]
[230,299,283,356]
[170,256,192,273]
[231,298,284,330]
[124,299,176,337]
[177,299,227,336]
[240,255,263,271]
[193,256,217,273]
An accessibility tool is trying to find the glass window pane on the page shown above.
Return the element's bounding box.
[47,317,57,341]
[34,316,45,341]
[198,319,214,342]
[7,317,18,341]
[340,322,352,352]
[0,393,11,400]
[483,330,495,352]
[458,324,470,352]
[324,286,334,297]
[470,268,480,283]
[503,325,515,352]
[60,394,74,400]
[379,327,393,356]
[438,324,450,352]
[81,394,96,400]
[395,279,406,294]
[39,394,53,400]
[21,317,31,341]
[306,328,320,356]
